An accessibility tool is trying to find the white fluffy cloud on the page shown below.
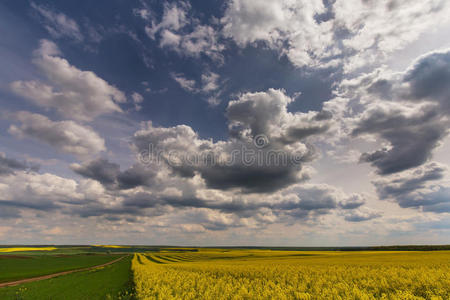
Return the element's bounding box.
[9,111,105,157]
[221,0,450,71]
[334,0,450,72]
[222,0,334,68]
[10,39,126,121]
[0,171,81,212]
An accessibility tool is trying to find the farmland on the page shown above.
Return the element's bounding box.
[0,247,58,253]
[0,252,123,283]
[132,250,450,300]
[0,246,449,299]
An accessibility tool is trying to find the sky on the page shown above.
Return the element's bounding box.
[0,0,450,246]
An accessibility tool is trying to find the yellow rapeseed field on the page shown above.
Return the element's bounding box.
[0,247,57,253]
[92,245,129,248]
[132,250,450,300]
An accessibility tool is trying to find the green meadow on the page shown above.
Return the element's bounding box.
[0,256,133,300]
[0,253,122,283]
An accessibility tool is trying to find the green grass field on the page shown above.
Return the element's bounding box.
[0,253,122,283]
[0,256,134,300]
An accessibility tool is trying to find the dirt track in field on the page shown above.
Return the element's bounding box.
[0,255,127,288]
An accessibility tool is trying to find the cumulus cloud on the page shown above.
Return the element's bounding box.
[0,171,80,211]
[222,0,335,68]
[31,2,83,41]
[0,166,141,220]
[2,158,361,229]
[226,89,332,143]
[132,89,332,193]
[0,153,368,231]
[44,88,365,227]
[10,39,126,121]
[9,111,105,157]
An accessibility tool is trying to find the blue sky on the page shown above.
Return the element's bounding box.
[0,0,450,246]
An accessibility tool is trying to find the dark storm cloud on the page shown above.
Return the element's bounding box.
[353,49,450,175]
[421,197,450,213]
[283,126,330,143]
[373,163,450,213]
[116,164,156,190]
[356,121,447,175]
[403,50,450,113]
[71,159,120,185]
[71,158,156,190]
[0,153,39,175]
[191,160,311,194]
[374,162,446,200]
